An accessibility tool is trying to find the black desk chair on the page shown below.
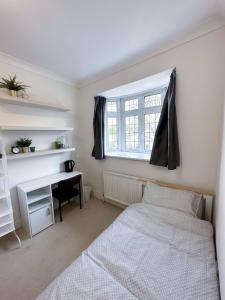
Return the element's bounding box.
[52,175,82,222]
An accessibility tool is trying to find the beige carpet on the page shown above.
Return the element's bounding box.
[0,198,122,300]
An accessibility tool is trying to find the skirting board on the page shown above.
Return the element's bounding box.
[93,190,127,209]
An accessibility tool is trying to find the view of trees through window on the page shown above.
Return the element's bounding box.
[105,89,165,155]
[107,116,117,149]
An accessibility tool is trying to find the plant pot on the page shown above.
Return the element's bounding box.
[22,147,29,153]
[30,146,35,152]
[9,90,17,97]
[55,141,63,149]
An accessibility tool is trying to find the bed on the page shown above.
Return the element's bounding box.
[37,182,219,300]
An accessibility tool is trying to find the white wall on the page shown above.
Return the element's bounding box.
[215,91,225,299]
[0,54,77,227]
[77,26,225,199]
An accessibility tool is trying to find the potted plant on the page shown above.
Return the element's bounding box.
[0,75,29,97]
[54,140,63,149]
[16,138,32,153]
[30,146,36,152]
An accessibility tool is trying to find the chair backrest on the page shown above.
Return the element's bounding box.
[58,175,81,189]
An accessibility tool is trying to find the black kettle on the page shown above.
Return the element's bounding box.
[64,160,75,173]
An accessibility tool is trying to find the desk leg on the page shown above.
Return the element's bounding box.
[50,184,55,224]
[81,174,84,208]
[79,183,82,209]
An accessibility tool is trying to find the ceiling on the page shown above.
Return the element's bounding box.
[0,0,224,83]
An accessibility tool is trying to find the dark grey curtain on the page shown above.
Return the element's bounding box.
[150,68,180,170]
[92,96,106,160]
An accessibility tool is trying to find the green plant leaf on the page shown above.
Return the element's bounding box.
[0,74,30,91]
[16,138,32,147]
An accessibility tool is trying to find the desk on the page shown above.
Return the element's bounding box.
[17,171,83,237]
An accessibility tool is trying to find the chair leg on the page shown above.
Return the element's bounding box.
[79,183,82,209]
[59,201,63,222]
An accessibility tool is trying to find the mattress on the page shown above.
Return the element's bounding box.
[37,203,219,300]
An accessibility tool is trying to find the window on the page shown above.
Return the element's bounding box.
[144,93,162,107]
[125,115,139,150]
[105,89,166,159]
[107,117,117,150]
[107,101,117,112]
[125,98,138,111]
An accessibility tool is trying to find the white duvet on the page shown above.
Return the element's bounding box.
[37,203,219,300]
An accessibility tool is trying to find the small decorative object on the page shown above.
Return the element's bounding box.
[0,75,30,97]
[17,90,29,100]
[55,141,63,149]
[11,146,20,154]
[54,137,63,149]
[16,138,32,153]
[30,146,35,152]
[54,136,67,149]
[59,136,67,148]
[21,90,29,100]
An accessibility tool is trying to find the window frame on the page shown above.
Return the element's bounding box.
[105,99,120,152]
[121,95,141,153]
[105,87,167,155]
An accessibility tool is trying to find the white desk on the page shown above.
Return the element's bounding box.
[17,171,83,237]
[18,171,83,192]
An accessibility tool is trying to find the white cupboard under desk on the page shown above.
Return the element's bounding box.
[30,203,53,236]
[17,184,55,237]
[17,171,83,238]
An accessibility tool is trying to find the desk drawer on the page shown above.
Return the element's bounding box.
[30,204,53,236]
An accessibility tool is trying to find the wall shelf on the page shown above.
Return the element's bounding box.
[0,223,15,238]
[6,148,75,160]
[0,94,70,112]
[0,140,20,245]
[0,200,12,218]
[0,125,73,131]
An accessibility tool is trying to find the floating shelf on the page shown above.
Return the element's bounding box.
[0,125,73,131]
[0,94,70,112]
[6,148,75,160]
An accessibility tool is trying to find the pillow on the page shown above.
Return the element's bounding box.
[142,182,202,217]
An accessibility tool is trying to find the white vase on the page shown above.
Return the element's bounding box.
[22,147,29,153]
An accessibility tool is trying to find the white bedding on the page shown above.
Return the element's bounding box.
[37,203,219,300]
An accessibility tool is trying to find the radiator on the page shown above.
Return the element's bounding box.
[103,170,213,222]
[103,171,144,206]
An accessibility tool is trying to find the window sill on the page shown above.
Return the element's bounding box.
[105,151,150,162]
